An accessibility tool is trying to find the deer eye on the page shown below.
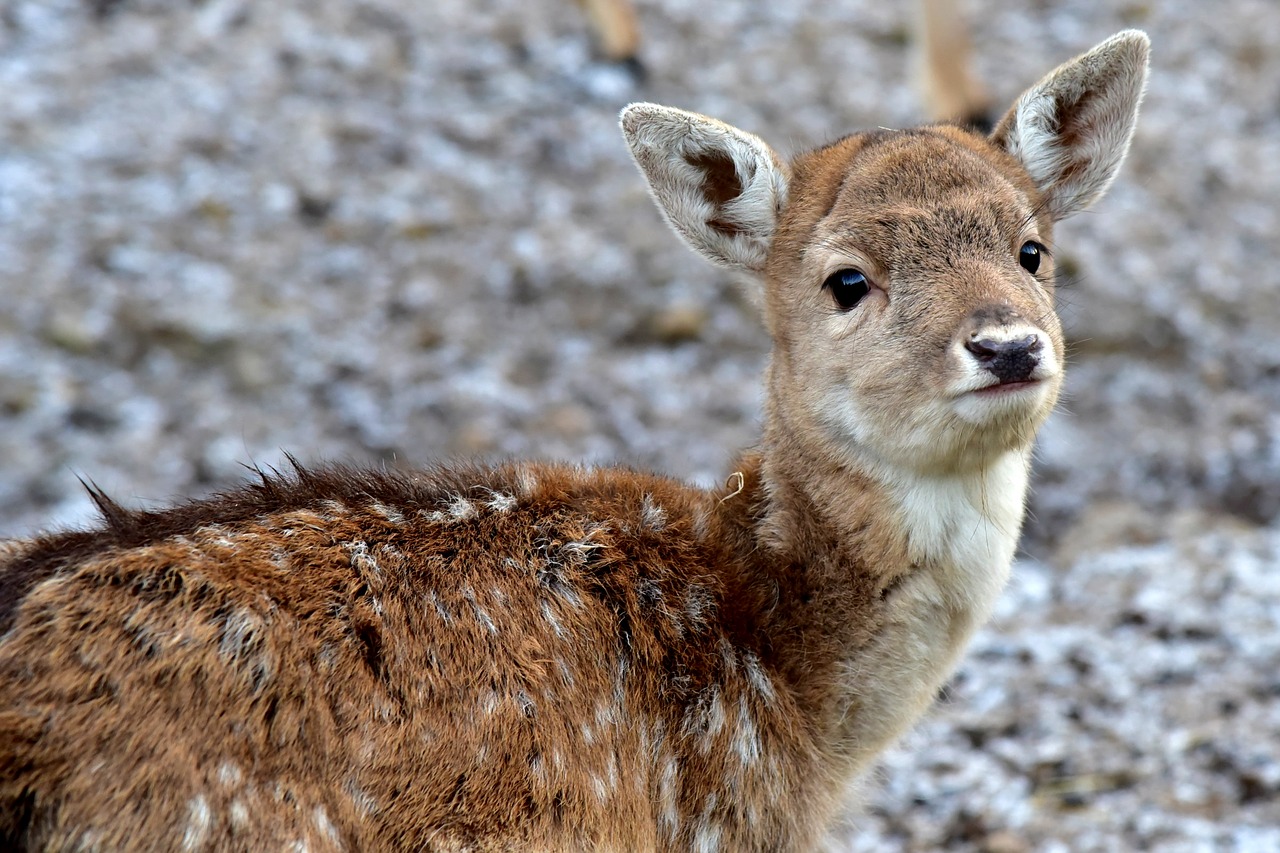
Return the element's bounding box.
[1018,241,1044,274]
[823,269,870,310]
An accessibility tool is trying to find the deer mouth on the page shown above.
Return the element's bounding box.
[972,378,1042,396]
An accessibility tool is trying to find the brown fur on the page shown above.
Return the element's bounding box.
[1,458,871,850]
[0,32,1148,853]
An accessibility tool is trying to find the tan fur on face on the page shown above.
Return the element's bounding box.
[766,127,1064,477]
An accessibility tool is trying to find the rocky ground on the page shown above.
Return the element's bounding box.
[1,0,1278,849]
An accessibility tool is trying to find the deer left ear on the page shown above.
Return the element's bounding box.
[992,30,1150,220]
[620,103,789,275]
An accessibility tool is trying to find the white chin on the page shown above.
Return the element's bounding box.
[950,381,1051,426]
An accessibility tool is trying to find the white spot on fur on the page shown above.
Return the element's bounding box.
[556,657,575,687]
[605,752,619,792]
[613,658,630,712]
[595,701,618,735]
[181,795,211,851]
[541,600,566,639]
[428,591,453,624]
[561,537,604,564]
[218,609,273,689]
[481,686,500,716]
[685,585,712,630]
[658,755,680,839]
[195,524,239,549]
[345,779,378,817]
[555,582,583,609]
[515,468,539,497]
[683,687,725,753]
[344,541,381,575]
[485,490,517,513]
[370,502,404,525]
[537,550,584,608]
[448,495,476,521]
[734,697,760,767]
[313,806,339,845]
[462,585,498,634]
[693,792,722,853]
[704,689,726,748]
[229,800,249,827]
[648,717,668,760]
[320,500,348,518]
[742,650,776,703]
[77,829,104,849]
[217,761,243,788]
[591,774,609,804]
[718,638,738,674]
[691,505,710,541]
[640,494,667,531]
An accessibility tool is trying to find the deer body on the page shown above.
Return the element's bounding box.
[0,32,1148,852]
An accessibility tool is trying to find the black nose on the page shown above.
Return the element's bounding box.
[965,335,1042,384]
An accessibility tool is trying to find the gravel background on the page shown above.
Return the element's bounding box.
[2,0,1278,849]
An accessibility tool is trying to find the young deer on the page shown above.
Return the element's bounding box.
[0,31,1147,852]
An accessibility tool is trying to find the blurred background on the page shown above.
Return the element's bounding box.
[1,0,1277,849]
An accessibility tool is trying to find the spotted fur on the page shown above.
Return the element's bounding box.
[0,31,1148,852]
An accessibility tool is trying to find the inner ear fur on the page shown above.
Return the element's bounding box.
[992,30,1150,220]
[687,150,746,234]
[620,103,789,274]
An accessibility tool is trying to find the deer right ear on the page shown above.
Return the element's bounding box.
[621,103,789,275]
[992,30,1149,220]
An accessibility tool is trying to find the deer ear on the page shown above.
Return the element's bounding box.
[992,30,1149,220]
[621,103,789,275]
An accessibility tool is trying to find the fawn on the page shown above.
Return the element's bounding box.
[0,30,1148,852]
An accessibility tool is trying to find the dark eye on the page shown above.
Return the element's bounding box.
[1019,241,1044,274]
[823,268,870,310]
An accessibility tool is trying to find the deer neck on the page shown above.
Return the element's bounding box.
[745,386,1033,773]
